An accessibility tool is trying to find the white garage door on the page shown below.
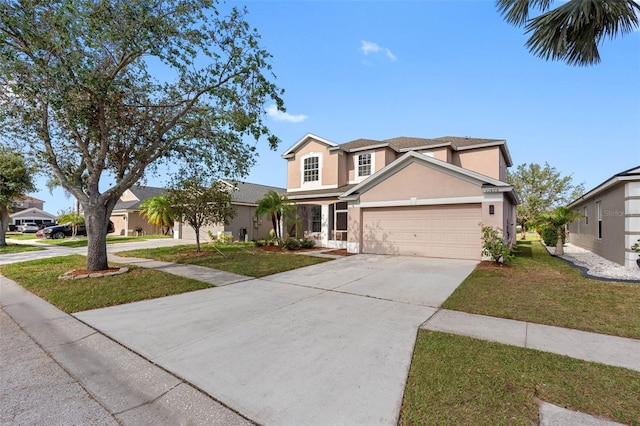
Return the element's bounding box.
[361,204,481,260]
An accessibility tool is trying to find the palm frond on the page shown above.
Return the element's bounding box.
[525,0,640,66]
[496,0,554,26]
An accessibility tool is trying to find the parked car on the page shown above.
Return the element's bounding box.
[36,228,44,238]
[42,221,116,239]
[19,223,40,233]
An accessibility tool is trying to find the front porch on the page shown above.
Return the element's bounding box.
[291,201,349,250]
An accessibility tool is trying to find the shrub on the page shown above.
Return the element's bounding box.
[300,238,316,249]
[480,225,514,264]
[540,226,565,247]
[254,239,267,247]
[281,237,301,251]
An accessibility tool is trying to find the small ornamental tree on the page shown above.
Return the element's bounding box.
[480,225,514,264]
[57,211,85,239]
[167,177,235,253]
[531,206,583,256]
[255,190,295,241]
[0,148,35,246]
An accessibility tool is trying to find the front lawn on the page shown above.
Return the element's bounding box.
[41,235,169,248]
[400,330,640,425]
[443,240,640,339]
[5,233,38,240]
[0,244,45,254]
[117,242,332,277]
[0,255,211,313]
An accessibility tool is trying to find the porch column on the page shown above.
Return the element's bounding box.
[321,204,330,247]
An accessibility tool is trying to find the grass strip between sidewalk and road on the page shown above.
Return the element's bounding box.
[443,240,640,339]
[400,330,640,426]
[0,244,45,254]
[0,255,211,313]
[116,242,332,278]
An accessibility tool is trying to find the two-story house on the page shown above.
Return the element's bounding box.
[282,133,518,260]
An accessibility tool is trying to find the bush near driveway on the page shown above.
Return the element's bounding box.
[400,330,640,425]
[443,240,640,339]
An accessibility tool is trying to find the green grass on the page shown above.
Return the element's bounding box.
[400,330,640,425]
[443,240,640,339]
[117,242,332,277]
[41,235,168,248]
[0,244,45,254]
[5,233,38,240]
[0,255,211,313]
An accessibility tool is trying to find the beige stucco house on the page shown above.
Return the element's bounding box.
[282,133,518,260]
[9,196,57,228]
[567,166,640,268]
[111,186,167,236]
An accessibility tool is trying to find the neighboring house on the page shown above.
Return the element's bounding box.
[9,196,57,228]
[567,166,640,268]
[282,133,518,260]
[111,186,167,236]
[175,180,286,242]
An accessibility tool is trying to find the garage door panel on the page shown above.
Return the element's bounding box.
[361,204,481,260]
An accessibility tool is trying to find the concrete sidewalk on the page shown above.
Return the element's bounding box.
[0,275,252,426]
[423,309,640,372]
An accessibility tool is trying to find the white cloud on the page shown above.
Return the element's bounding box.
[360,40,397,61]
[266,104,308,123]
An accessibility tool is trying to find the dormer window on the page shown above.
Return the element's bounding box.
[358,153,372,177]
[303,156,319,182]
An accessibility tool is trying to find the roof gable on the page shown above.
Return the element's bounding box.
[341,151,514,200]
[568,165,640,207]
[282,133,338,158]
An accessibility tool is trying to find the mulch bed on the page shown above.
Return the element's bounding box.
[322,249,354,256]
[59,267,129,280]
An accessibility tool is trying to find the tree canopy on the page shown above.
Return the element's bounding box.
[496,0,640,66]
[0,148,35,246]
[140,195,175,236]
[507,162,584,237]
[530,206,583,256]
[0,0,284,270]
[57,210,85,239]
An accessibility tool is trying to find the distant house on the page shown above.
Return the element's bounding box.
[111,186,167,236]
[282,133,518,260]
[9,196,57,228]
[110,182,286,241]
[568,166,640,268]
[175,180,286,242]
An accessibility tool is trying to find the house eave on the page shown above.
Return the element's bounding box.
[568,169,640,208]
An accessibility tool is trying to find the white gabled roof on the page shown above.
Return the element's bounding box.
[281,133,338,159]
[340,151,518,203]
[9,207,57,220]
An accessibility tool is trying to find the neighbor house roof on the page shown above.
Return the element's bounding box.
[568,165,640,208]
[113,186,166,211]
[113,182,286,212]
[9,207,57,220]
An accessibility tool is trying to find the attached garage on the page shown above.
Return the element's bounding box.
[361,204,482,260]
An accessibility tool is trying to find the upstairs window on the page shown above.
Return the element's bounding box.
[358,153,372,177]
[303,156,319,182]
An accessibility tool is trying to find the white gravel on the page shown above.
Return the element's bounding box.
[545,243,640,282]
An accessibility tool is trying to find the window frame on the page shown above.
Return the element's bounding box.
[357,153,372,178]
[300,152,322,187]
[596,201,602,239]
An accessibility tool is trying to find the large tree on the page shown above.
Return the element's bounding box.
[496,0,640,66]
[507,162,584,239]
[167,177,235,253]
[0,0,284,270]
[0,148,35,246]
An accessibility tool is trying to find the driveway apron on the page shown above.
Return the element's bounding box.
[75,255,477,426]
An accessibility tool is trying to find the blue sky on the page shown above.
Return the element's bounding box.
[34,0,640,214]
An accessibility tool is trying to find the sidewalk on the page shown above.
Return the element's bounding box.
[423,309,640,372]
[0,275,252,426]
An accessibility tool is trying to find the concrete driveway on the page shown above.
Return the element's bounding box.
[75,254,476,425]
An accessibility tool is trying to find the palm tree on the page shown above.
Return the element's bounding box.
[255,191,294,240]
[140,196,175,236]
[57,211,85,239]
[496,0,640,66]
[533,206,583,256]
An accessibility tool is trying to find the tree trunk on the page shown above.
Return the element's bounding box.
[0,208,9,247]
[555,226,564,257]
[520,222,526,240]
[84,203,110,271]
[271,213,278,239]
[194,226,201,252]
